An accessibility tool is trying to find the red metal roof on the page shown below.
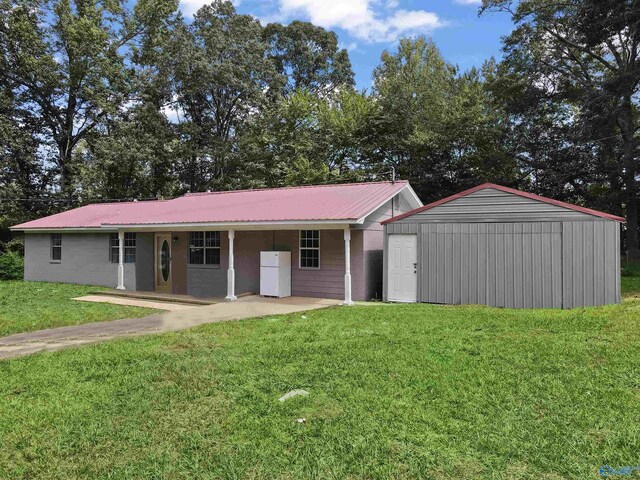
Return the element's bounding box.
[382,183,626,224]
[13,181,412,230]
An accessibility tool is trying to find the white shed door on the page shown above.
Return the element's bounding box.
[388,234,417,302]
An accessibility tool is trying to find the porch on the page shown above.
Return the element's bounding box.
[113,227,359,305]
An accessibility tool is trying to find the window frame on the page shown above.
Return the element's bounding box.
[109,233,136,263]
[299,230,320,270]
[109,234,119,263]
[50,233,62,262]
[188,231,221,267]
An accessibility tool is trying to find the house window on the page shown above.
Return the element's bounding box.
[51,233,62,261]
[189,232,220,266]
[109,233,136,263]
[299,230,320,269]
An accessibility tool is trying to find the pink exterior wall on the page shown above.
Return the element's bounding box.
[363,229,384,300]
[272,230,348,300]
[350,230,365,301]
[185,230,274,298]
[357,194,413,300]
[180,229,359,300]
[234,231,274,294]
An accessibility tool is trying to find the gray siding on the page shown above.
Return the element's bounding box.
[187,266,227,297]
[562,221,621,307]
[399,187,603,223]
[186,231,229,297]
[24,233,136,290]
[385,220,621,308]
[418,223,563,308]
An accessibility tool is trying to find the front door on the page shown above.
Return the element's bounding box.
[387,234,417,302]
[155,233,172,293]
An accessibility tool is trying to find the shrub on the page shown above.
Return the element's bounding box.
[0,238,24,256]
[0,252,24,280]
[622,261,640,277]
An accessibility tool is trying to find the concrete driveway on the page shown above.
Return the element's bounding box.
[0,296,341,360]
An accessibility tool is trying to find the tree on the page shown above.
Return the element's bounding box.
[484,54,621,212]
[481,0,640,253]
[167,2,276,192]
[0,83,51,244]
[0,0,177,197]
[80,101,178,200]
[263,20,355,97]
[238,89,374,188]
[367,37,515,202]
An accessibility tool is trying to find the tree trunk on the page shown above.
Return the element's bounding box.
[619,96,639,259]
[57,141,73,197]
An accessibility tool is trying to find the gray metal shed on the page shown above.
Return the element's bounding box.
[382,183,624,308]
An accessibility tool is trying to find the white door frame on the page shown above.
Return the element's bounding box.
[387,234,418,302]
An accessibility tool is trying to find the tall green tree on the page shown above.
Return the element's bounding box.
[482,0,640,252]
[238,89,373,187]
[167,2,275,192]
[263,21,354,97]
[0,0,177,197]
[0,84,51,243]
[368,37,515,202]
[484,54,621,213]
[79,101,178,200]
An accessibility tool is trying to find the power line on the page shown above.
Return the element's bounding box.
[1,168,399,203]
[1,197,161,203]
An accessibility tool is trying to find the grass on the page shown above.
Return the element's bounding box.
[0,278,639,478]
[0,281,159,337]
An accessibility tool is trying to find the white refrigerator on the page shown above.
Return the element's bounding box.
[260,251,292,298]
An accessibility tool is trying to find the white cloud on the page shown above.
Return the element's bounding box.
[339,41,359,52]
[454,0,481,5]
[277,0,445,42]
[387,10,441,31]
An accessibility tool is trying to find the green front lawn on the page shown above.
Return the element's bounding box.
[0,281,158,337]
[1,278,639,478]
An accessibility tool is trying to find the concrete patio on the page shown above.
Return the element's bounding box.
[0,295,341,360]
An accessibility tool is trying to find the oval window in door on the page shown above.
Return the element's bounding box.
[161,240,170,282]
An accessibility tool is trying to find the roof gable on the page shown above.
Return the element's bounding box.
[382,183,625,224]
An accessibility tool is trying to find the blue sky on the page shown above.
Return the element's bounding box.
[179,0,516,90]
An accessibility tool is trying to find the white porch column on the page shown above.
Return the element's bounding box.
[225,229,237,301]
[116,229,125,290]
[343,228,353,306]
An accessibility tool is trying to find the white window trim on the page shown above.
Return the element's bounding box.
[188,231,221,267]
[109,233,119,263]
[109,232,136,264]
[299,230,321,270]
[50,233,62,263]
